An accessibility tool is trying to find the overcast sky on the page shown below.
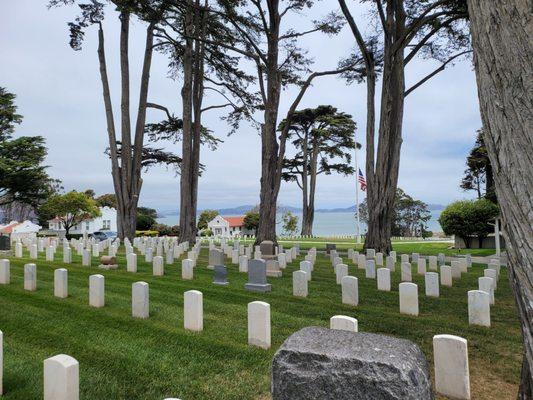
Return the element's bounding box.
[0,1,481,212]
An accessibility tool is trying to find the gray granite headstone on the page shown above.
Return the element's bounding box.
[272,327,432,400]
[208,249,224,270]
[245,259,271,292]
[213,265,229,285]
[326,243,336,255]
[260,240,275,256]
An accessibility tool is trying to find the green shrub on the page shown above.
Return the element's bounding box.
[439,199,499,248]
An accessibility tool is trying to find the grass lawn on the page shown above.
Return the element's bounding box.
[0,244,521,399]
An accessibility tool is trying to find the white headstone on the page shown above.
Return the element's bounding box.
[425,272,439,297]
[46,245,54,262]
[293,270,308,297]
[132,282,149,318]
[468,290,490,327]
[43,354,79,400]
[239,255,249,273]
[433,334,470,400]
[15,242,23,258]
[451,261,461,279]
[440,265,452,287]
[24,263,37,291]
[248,301,270,349]
[89,274,105,308]
[484,268,498,289]
[428,256,438,271]
[401,262,412,282]
[82,249,91,267]
[0,259,10,285]
[30,244,38,259]
[377,268,391,291]
[366,248,375,258]
[184,290,203,332]
[153,256,164,276]
[479,277,495,305]
[127,253,137,273]
[386,256,395,271]
[365,260,376,279]
[336,263,349,284]
[357,254,366,270]
[401,254,409,263]
[341,276,358,306]
[417,258,427,275]
[399,282,419,316]
[330,315,358,332]
[298,260,312,281]
[375,252,383,266]
[63,247,72,264]
[182,259,194,280]
[54,268,68,299]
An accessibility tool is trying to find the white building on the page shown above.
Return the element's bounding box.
[207,215,254,237]
[48,206,117,235]
[0,220,41,243]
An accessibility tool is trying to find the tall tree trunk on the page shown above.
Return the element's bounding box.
[179,0,195,243]
[467,1,533,397]
[256,4,281,245]
[96,13,154,241]
[365,3,406,253]
[302,144,319,236]
[300,127,311,236]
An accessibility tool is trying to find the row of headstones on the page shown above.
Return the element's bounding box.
[0,253,497,329]
[0,317,472,400]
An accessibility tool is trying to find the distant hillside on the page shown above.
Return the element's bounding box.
[157,202,444,216]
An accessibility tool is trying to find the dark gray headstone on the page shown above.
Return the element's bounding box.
[244,259,271,292]
[326,243,336,255]
[260,240,274,256]
[272,327,432,400]
[213,265,229,285]
[0,235,10,251]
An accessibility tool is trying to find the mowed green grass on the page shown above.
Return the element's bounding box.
[0,245,521,399]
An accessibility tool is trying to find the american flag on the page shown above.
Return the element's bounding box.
[358,169,366,191]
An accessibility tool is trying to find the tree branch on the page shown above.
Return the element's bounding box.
[405,50,472,96]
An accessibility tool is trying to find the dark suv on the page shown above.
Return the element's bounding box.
[91,231,118,241]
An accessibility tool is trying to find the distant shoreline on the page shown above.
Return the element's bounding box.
[157,210,443,236]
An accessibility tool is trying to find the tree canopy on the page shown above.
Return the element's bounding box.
[39,191,101,235]
[0,87,59,209]
[197,209,219,231]
[359,188,431,237]
[438,199,499,248]
[460,129,496,202]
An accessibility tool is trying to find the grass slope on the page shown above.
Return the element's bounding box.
[0,245,521,399]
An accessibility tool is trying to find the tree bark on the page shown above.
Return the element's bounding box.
[364,2,405,253]
[96,13,154,241]
[467,1,533,397]
[256,2,281,245]
[179,0,195,243]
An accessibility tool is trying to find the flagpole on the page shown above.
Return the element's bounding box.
[355,144,361,244]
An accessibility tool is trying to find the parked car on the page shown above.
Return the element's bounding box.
[90,231,117,241]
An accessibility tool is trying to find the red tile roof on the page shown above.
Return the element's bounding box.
[223,216,245,227]
[0,222,21,234]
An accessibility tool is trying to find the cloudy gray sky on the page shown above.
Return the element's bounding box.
[0,1,481,212]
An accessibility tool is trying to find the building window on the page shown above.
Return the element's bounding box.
[86,222,90,231]
[102,220,110,230]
